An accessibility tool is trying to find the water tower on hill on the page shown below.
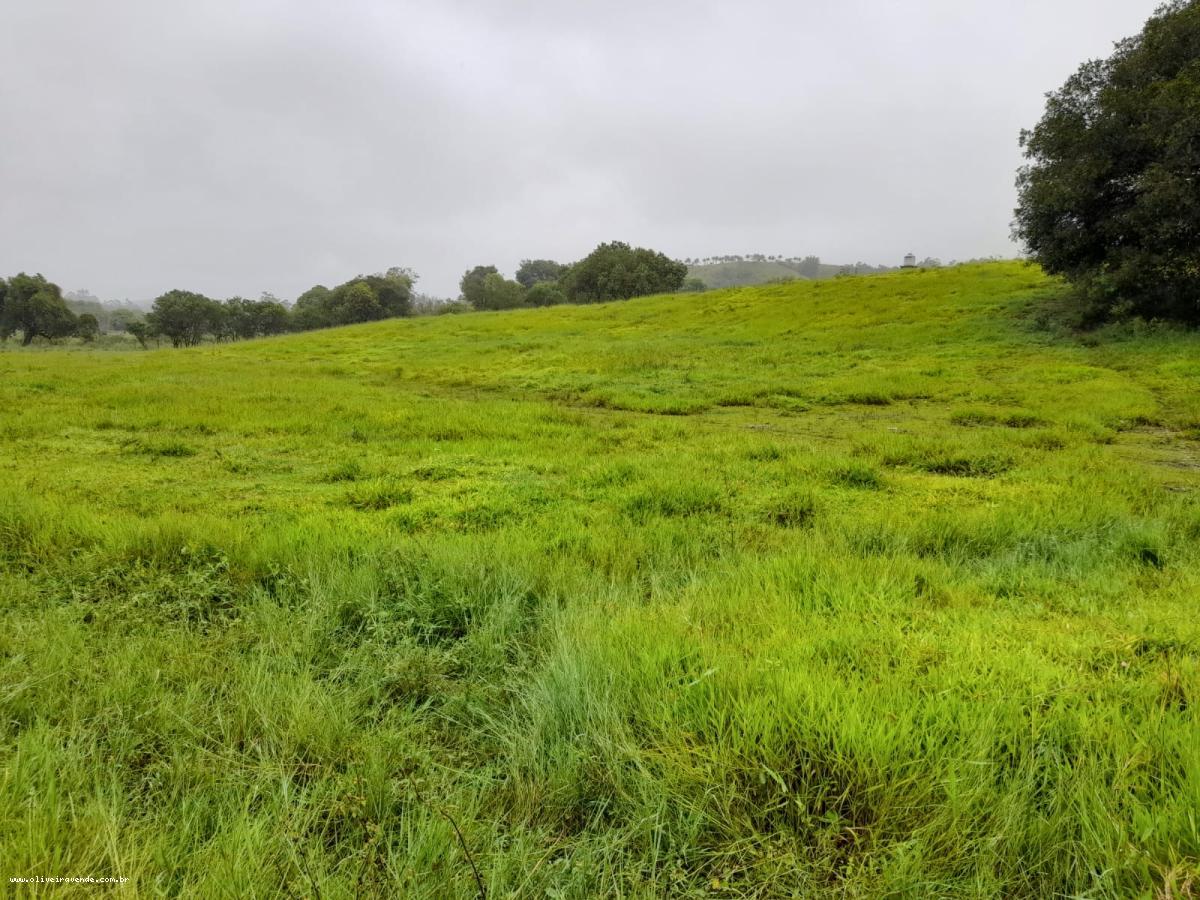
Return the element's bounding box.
[902,253,917,269]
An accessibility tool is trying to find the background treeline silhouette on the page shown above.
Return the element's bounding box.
[1,241,949,347]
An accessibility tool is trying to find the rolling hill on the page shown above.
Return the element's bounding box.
[1,263,1197,897]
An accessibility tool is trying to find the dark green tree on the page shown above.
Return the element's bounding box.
[357,271,413,318]
[1015,0,1200,323]
[525,282,568,307]
[146,290,223,347]
[221,297,253,340]
[680,277,707,293]
[326,281,382,323]
[563,241,688,303]
[76,313,100,342]
[515,259,567,289]
[291,269,413,331]
[126,321,151,349]
[459,265,499,308]
[292,285,332,331]
[0,273,78,344]
[215,297,290,340]
[471,273,526,310]
[250,298,291,336]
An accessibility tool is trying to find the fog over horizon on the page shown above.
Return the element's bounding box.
[0,1,1165,303]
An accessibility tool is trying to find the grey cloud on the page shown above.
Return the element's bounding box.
[0,0,1166,301]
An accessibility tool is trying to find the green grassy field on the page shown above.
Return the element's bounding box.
[1,262,1198,897]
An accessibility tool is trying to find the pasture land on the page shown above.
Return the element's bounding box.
[1,263,1198,897]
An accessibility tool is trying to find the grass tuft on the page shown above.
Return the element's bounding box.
[343,478,413,510]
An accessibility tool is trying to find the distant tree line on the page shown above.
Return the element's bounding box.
[2,241,695,347]
[8,239,972,349]
[458,241,688,311]
[134,269,417,348]
[0,268,418,348]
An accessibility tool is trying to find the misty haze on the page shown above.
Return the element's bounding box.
[0,1,1165,301]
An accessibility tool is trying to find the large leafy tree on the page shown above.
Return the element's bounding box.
[563,241,688,303]
[249,298,291,336]
[331,281,384,323]
[475,273,527,310]
[1014,0,1200,323]
[459,265,499,308]
[525,281,567,307]
[291,268,414,331]
[292,285,333,331]
[75,313,100,342]
[357,270,413,318]
[220,296,292,339]
[220,297,253,340]
[0,273,78,344]
[515,259,567,289]
[146,290,224,347]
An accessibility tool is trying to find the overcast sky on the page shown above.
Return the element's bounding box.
[0,1,1165,302]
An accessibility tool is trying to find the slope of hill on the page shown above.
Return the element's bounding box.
[1,263,1198,897]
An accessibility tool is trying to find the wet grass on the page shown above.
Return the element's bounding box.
[0,263,1198,897]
